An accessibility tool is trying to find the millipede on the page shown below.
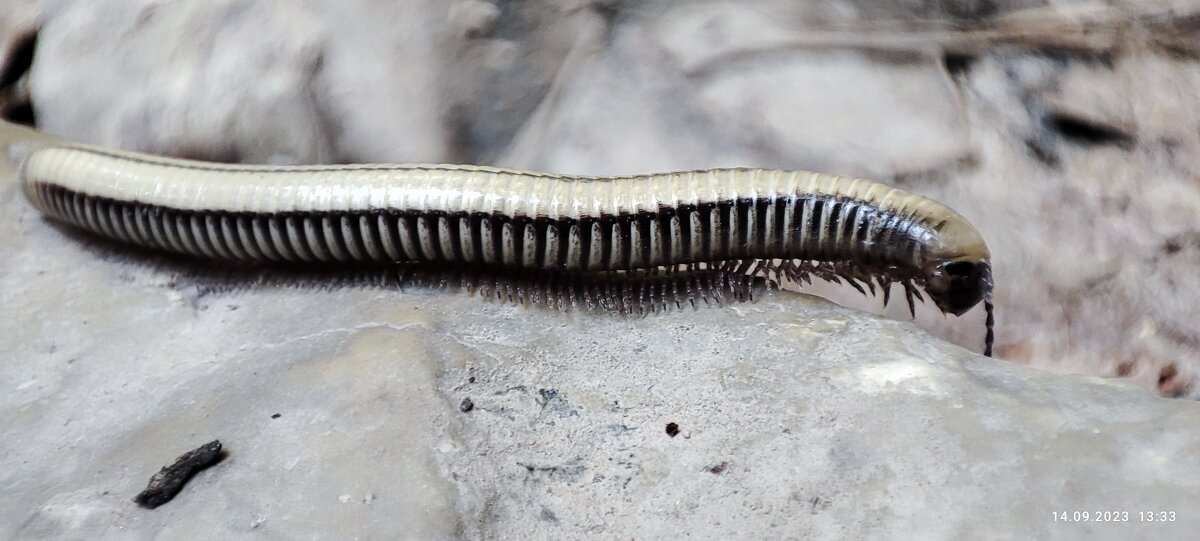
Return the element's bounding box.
[18,143,995,355]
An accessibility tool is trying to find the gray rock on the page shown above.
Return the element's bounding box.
[4,0,1200,537]
[2,122,1198,540]
[30,0,448,164]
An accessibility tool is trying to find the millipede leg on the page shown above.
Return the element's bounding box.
[984,299,995,357]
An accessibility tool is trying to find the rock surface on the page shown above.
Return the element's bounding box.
[3,123,1199,539]
[3,0,1200,538]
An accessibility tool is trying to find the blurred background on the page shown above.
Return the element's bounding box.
[3,0,1198,397]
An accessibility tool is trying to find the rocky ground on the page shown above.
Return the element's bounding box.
[2,1,1199,539]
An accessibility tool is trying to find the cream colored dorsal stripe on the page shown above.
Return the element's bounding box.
[27,144,932,220]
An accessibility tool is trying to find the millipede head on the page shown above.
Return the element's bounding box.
[921,258,993,317]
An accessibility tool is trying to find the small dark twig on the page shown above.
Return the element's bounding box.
[133,440,225,509]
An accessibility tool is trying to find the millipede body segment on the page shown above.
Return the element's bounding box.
[20,144,995,355]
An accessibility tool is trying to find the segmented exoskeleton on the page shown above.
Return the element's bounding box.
[20,144,995,355]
